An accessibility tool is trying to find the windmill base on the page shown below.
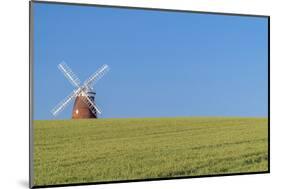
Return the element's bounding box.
[72,96,97,119]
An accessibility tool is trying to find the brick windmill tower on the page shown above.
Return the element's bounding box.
[51,62,109,119]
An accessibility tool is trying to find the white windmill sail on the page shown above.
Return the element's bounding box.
[58,62,81,87]
[83,64,109,89]
[51,88,81,116]
[79,93,102,114]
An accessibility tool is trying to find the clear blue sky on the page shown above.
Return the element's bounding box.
[33,2,268,120]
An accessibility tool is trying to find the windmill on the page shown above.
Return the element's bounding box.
[51,62,110,119]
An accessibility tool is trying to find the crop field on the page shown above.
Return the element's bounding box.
[33,117,268,186]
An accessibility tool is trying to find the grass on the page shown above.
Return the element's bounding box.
[33,117,268,186]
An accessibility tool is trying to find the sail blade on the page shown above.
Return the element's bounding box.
[51,89,80,116]
[58,62,81,87]
[80,94,102,114]
[83,64,109,88]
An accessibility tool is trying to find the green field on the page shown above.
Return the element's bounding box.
[33,117,268,186]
